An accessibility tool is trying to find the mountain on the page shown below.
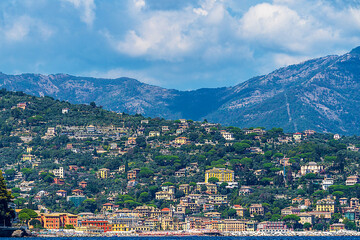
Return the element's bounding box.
[1,47,360,134]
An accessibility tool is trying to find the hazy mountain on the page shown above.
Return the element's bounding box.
[1,47,360,134]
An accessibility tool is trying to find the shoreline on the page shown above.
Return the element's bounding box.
[31,229,360,237]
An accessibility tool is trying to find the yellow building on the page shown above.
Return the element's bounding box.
[22,154,34,162]
[205,168,234,183]
[26,147,33,153]
[112,224,131,231]
[98,168,110,179]
[316,199,335,213]
[175,137,188,145]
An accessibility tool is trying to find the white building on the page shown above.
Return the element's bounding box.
[53,167,64,178]
[300,162,323,176]
[220,130,235,141]
[321,178,334,190]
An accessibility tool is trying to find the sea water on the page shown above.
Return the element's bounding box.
[3,237,360,240]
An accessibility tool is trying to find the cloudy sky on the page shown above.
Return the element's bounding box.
[0,0,359,90]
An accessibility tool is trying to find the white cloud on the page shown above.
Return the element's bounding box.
[3,16,53,42]
[62,0,96,27]
[273,53,311,67]
[239,3,339,53]
[106,0,244,61]
[133,0,146,10]
[86,68,160,85]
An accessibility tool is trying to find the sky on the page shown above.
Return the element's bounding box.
[0,0,359,90]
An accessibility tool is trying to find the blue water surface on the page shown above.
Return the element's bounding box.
[3,237,360,240]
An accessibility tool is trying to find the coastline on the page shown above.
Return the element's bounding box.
[32,229,360,237]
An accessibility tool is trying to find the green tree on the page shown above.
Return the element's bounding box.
[303,222,312,230]
[0,170,14,226]
[19,209,38,218]
[19,213,30,223]
[65,224,75,229]
[207,177,219,184]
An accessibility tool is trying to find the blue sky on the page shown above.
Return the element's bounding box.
[0,0,359,90]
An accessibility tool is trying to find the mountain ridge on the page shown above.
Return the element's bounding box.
[1,47,360,134]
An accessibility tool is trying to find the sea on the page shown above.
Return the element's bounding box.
[2,237,360,240]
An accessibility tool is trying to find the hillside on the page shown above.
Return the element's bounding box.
[1,47,360,134]
[1,89,360,231]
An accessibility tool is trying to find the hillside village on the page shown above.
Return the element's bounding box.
[2,90,360,234]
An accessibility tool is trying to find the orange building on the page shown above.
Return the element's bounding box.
[79,181,88,188]
[127,169,140,180]
[72,189,84,196]
[81,220,112,232]
[54,178,65,185]
[40,213,78,229]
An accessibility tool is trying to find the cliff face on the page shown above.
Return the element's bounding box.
[1,47,360,134]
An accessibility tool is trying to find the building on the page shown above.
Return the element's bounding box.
[239,186,254,195]
[350,198,359,208]
[293,132,302,140]
[81,219,112,232]
[56,190,67,198]
[40,213,78,229]
[72,189,84,196]
[249,204,264,216]
[175,137,188,145]
[220,130,235,141]
[212,219,247,231]
[54,178,65,185]
[321,178,334,190]
[161,185,175,194]
[127,169,140,180]
[196,182,217,194]
[304,130,316,135]
[46,127,56,136]
[127,137,136,145]
[233,205,246,217]
[333,134,341,140]
[86,125,96,132]
[162,126,169,132]
[62,108,69,114]
[155,191,175,201]
[17,102,27,109]
[298,213,314,225]
[209,195,228,205]
[330,223,345,232]
[179,184,190,195]
[300,162,323,176]
[292,197,304,204]
[67,195,86,207]
[22,154,35,162]
[148,131,160,137]
[316,198,335,213]
[102,203,119,212]
[257,221,287,232]
[346,176,359,186]
[98,168,110,179]
[205,168,234,183]
[281,207,300,216]
[52,167,64,179]
[77,181,87,189]
[344,209,360,221]
[26,147,33,153]
[339,197,348,206]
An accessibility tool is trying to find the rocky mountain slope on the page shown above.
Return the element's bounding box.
[1,47,360,134]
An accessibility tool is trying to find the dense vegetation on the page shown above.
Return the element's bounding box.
[1,89,360,230]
